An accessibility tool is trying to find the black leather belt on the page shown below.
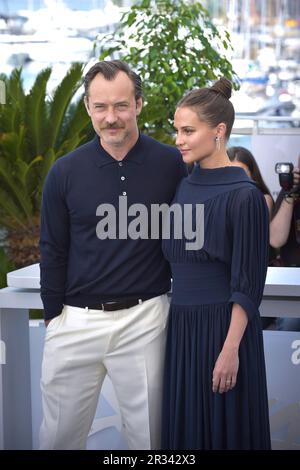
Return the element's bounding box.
[88,295,155,312]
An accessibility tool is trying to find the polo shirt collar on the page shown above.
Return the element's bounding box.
[92,133,145,168]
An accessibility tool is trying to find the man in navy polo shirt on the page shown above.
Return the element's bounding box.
[39,60,186,450]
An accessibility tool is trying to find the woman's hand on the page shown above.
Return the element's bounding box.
[292,159,300,189]
[212,344,239,393]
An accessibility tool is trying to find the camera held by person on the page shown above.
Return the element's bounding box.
[271,158,300,253]
[275,162,300,198]
[270,159,300,331]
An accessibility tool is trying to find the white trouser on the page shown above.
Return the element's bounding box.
[39,294,169,450]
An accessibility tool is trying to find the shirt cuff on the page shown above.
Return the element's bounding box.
[41,295,64,321]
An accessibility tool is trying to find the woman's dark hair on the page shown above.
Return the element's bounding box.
[84,60,142,101]
[227,146,272,197]
[177,77,235,140]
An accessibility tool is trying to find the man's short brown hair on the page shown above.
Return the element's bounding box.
[84,60,142,101]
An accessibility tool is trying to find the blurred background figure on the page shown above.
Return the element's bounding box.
[228,145,276,330]
[270,157,300,331]
[227,146,274,218]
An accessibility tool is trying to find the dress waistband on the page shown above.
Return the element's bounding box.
[170,262,231,305]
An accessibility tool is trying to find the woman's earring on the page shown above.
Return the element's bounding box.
[215,136,221,151]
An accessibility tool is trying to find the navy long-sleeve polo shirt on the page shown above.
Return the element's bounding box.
[40,134,187,320]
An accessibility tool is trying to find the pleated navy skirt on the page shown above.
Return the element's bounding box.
[161,301,271,450]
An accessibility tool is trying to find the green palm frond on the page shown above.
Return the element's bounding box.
[39,147,56,188]
[0,186,29,229]
[0,69,25,133]
[25,68,52,157]
[59,98,91,148]
[0,156,33,218]
[15,155,42,186]
[7,68,25,114]
[24,155,44,213]
[0,63,91,235]
[47,62,84,149]
[0,130,26,163]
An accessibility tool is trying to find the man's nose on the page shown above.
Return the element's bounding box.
[105,109,117,125]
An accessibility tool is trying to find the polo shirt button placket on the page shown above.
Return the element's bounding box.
[118,161,127,197]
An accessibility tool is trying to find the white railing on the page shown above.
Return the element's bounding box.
[233,115,300,135]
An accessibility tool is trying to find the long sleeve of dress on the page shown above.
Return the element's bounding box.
[39,163,70,320]
[228,188,269,322]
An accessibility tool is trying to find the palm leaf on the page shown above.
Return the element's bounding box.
[47,62,84,150]
[0,69,25,133]
[39,147,56,187]
[25,68,51,157]
[0,157,32,218]
[0,65,91,241]
[8,68,26,130]
[56,133,86,157]
[60,97,91,145]
[24,155,44,213]
[0,187,28,229]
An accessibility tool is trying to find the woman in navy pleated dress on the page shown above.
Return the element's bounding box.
[161,78,271,450]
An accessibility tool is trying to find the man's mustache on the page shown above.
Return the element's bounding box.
[101,124,124,130]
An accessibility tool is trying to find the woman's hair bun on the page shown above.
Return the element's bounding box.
[210,77,232,99]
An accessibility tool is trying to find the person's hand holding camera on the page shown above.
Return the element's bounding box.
[292,162,300,191]
[286,159,300,203]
